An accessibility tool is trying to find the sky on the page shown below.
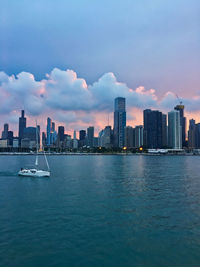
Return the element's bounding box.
[0,0,199,135]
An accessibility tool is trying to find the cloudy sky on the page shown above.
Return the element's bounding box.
[0,0,199,134]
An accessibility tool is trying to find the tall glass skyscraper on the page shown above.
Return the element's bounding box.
[18,110,26,146]
[46,117,51,146]
[2,123,9,139]
[143,109,163,149]
[79,130,86,141]
[168,110,182,149]
[113,97,126,148]
[135,125,143,148]
[51,122,55,132]
[174,104,186,147]
[58,126,65,142]
[87,127,94,147]
[188,120,200,149]
[188,119,196,149]
[79,130,86,148]
[162,114,168,147]
[124,126,134,148]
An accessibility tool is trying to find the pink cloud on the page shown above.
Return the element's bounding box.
[0,68,200,137]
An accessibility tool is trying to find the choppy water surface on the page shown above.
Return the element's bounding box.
[0,155,200,266]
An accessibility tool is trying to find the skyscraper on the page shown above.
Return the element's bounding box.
[174,104,186,147]
[79,130,86,141]
[87,127,94,147]
[143,109,163,149]
[79,130,86,148]
[168,110,182,149]
[18,110,26,146]
[50,122,57,145]
[188,119,196,149]
[73,130,77,140]
[195,123,200,149]
[51,122,55,132]
[162,114,168,147]
[124,126,134,148]
[42,132,46,147]
[46,117,51,146]
[37,125,40,148]
[72,130,78,149]
[23,126,40,144]
[7,131,13,146]
[99,126,112,148]
[188,121,200,149]
[113,97,126,148]
[58,126,65,142]
[2,123,9,139]
[135,125,143,148]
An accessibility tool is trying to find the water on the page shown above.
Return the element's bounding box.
[0,155,200,267]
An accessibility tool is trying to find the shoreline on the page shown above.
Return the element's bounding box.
[0,152,198,156]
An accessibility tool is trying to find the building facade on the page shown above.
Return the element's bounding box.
[46,117,51,146]
[162,114,168,147]
[135,125,143,148]
[188,119,196,149]
[124,126,134,148]
[99,126,113,148]
[168,110,182,149]
[143,109,163,149]
[79,130,86,147]
[188,120,200,149]
[2,123,9,139]
[87,127,94,147]
[58,126,65,142]
[174,104,186,147]
[18,110,26,146]
[113,97,126,148]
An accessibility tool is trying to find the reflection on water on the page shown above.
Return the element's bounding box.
[0,155,200,266]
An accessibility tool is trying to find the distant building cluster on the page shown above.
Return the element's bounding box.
[0,97,198,152]
[0,110,40,151]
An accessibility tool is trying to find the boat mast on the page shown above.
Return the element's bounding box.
[35,120,39,167]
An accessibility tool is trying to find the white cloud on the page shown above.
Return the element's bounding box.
[0,68,200,130]
[159,92,200,112]
[0,71,44,115]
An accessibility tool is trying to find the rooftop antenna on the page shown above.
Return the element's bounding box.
[176,94,183,105]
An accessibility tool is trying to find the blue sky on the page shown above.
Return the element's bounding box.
[0,0,199,97]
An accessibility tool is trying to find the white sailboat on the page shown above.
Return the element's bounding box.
[18,122,50,177]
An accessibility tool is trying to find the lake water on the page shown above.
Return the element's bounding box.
[0,155,200,266]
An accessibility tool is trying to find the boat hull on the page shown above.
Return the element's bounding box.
[18,169,50,177]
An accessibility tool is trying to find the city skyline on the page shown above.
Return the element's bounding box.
[1,2,200,265]
[1,96,200,151]
[1,85,200,137]
[0,69,200,136]
[0,1,200,134]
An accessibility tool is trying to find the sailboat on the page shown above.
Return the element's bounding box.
[18,122,50,177]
